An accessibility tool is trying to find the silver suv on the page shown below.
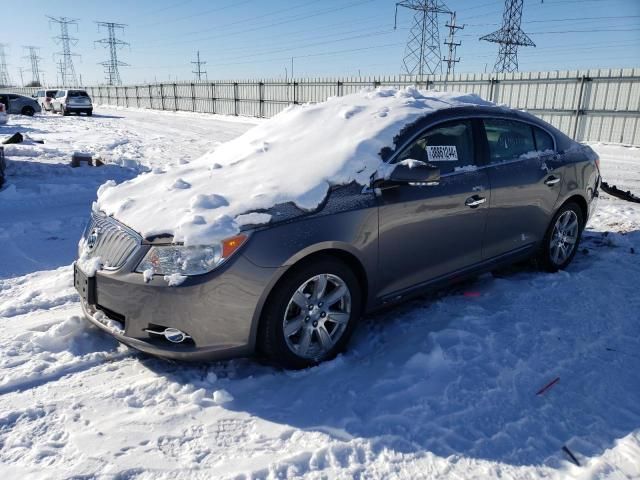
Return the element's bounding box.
[52,89,93,116]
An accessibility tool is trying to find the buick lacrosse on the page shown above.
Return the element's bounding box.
[74,88,599,368]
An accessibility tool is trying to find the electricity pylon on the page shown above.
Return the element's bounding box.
[480,0,535,73]
[395,0,452,76]
[23,46,43,85]
[95,21,129,85]
[443,12,464,76]
[47,16,80,86]
[191,51,207,81]
[0,43,11,86]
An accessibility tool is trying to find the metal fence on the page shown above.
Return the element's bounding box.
[9,67,640,145]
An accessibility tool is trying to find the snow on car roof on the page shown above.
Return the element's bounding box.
[97,87,496,246]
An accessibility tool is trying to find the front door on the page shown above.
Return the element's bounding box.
[480,118,562,259]
[377,119,490,300]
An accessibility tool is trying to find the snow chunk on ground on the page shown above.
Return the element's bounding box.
[212,389,234,405]
[97,88,496,245]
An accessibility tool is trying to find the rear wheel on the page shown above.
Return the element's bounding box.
[21,106,35,116]
[540,202,584,272]
[62,106,69,116]
[86,110,93,116]
[259,258,362,369]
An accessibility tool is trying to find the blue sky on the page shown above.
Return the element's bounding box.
[3,0,639,85]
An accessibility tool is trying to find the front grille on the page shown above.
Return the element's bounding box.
[82,211,141,270]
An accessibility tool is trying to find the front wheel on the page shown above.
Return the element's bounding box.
[540,202,584,272]
[21,106,35,116]
[258,258,362,369]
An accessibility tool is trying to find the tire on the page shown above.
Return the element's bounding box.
[21,106,35,116]
[539,201,584,272]
[62,107,69,116]
[87,110,93,116]
[258,257,362,369]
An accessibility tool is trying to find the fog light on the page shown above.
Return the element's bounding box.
[144,326,191,344]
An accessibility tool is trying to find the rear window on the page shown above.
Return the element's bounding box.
[533,127,554,152]
[68,90,89,97]
[46,90,57,97]
[483,118,536,162]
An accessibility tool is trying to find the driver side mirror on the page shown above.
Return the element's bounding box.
[372,160,440,189]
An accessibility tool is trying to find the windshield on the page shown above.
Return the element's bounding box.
[68,90,89,98]
[46,90,57,97]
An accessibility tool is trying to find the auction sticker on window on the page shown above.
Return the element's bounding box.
[427,145,458,162]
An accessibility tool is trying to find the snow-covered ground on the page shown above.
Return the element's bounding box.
[1,107,639,479]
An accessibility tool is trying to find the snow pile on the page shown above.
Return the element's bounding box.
[97,88,496,245]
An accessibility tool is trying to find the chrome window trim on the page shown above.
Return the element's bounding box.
[385,112,558,178]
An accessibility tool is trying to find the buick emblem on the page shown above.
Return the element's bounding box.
[87,228,100,250]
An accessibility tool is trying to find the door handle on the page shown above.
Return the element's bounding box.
[544,175,561,186]
[465,195,486,208]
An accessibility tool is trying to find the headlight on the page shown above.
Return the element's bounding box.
[135,234,248,276]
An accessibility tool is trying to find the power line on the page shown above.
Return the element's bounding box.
[95,21,129,85]
[136,0,376,49]
[395,0,452,76]
[0,43,12,87]
[480,0,535,73]
[191,50,207,81]
[443,11,464,76]
[47,16,80,87]
[23,46,42,86]
[139,0,257,28]
[135,0,321,46]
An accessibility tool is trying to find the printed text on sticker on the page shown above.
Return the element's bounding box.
[427,145,458,162]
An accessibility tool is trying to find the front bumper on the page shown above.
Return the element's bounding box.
[75,253,280,362]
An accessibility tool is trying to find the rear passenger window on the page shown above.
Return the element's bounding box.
[533,127,554,152]
[396,120,475,174]
[483,119,536,162]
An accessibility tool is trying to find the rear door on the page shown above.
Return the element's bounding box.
[376,118,491,299]
[481,117,561,259]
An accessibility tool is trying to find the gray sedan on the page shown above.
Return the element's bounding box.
[74,106,599,368]
[0,93,41,116]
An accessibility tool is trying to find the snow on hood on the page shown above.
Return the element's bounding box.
[97,87,495,246]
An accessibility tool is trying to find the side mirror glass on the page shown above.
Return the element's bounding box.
[373,159,440,188]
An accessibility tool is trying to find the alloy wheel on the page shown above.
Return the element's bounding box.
[550,210,579,265]
[282,273,352,360]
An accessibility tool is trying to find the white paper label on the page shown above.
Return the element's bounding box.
[427,145,458,162]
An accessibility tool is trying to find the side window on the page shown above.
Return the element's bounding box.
[56,90,65,98]
[483,118,535,163]
[533,127,554,152]
[396,120,475,174]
